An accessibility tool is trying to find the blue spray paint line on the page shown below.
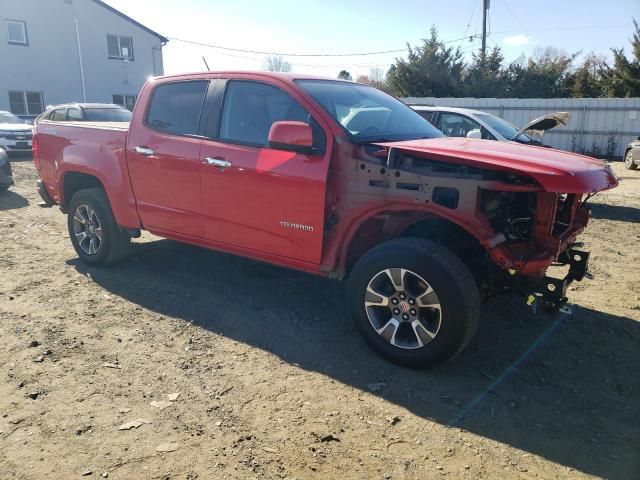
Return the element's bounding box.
[448,312,568,427]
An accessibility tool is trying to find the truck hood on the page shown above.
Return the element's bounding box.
[376,137,618,194]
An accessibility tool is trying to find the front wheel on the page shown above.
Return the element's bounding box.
[348,238,480,368]
[625,150,637,170]
[67,187,131,266]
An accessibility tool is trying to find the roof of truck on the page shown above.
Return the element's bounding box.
[150,71,351,83]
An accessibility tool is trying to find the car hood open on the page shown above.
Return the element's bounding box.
[515,111,571,138]
[375,137,618,194]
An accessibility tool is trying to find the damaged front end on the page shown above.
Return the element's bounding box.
[480,189,595,311]
[361,138,619,312]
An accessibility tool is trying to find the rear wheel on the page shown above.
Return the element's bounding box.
[348,238,480,368]
[67,188,130,265]
[625,150,637,170]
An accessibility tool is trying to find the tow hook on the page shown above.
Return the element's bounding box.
[529,249,591,313]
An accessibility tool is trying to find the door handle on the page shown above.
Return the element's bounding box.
[135,146,155,156]
[204,157,232,168]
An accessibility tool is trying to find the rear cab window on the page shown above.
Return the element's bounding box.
[146,81,208,136]
[67,108,82,121]
[51,109,67,121]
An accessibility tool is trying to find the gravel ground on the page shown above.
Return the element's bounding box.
[0,157,638,480]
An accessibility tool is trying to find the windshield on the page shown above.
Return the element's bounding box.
[475,113,532,143]
[0,112,25,124]
[296,80,442,143]
[84,108,132,122]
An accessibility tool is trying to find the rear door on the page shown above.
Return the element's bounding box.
[198,78,330,264]
[126,79,208,238]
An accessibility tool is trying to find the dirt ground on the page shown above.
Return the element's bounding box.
[0,158,638,480]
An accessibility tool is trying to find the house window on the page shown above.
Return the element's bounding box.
[107,34,134,60]
[112,94,137,111]
[8,91,43,115]
[7,20,28,45]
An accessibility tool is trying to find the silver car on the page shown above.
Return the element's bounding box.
[624,137,640,170]
[411,106,570,146]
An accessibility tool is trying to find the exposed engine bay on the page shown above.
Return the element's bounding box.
[350,143,595,312]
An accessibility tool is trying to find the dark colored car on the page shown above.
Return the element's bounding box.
[0,148,14,191]
[40,103,132,122]
[624,137,640,170]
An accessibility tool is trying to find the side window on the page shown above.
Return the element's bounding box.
[416,110,435,124]
[437,113,482,138]
[219,81,324,150]
[146,81,208,136]
[51,109,68,121]
[67,108,82,121]
[7,20,28,45]
[107,34,134,60]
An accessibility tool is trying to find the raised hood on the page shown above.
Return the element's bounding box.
[375,137,618,194]
[516,111,571,138]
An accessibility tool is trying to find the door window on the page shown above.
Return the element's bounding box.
[146,81,208,136]
[219,80,324,150]
[51,109,68,121]
[67,108,82,121]
[437,113,482,137]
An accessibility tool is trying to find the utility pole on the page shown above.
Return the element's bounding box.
[481,0,490,62]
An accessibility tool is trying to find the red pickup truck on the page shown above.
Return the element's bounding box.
[33,72,618,367]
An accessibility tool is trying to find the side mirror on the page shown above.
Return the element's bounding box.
[466,129,482,139]
[268,121,313,153]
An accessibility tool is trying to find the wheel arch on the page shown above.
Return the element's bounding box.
[339,207,488,279]
[59,167,141,229]
[61,171,104,211]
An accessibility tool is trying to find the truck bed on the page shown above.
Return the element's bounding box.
[35,120,140,228]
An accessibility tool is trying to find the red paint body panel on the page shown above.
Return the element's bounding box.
[377,138,618,193]
[34,121,141,228]
[32,71,618,282]
[268,121,314,148]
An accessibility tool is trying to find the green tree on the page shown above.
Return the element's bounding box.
[503,47,576,98]
[570,53,607,98]
[601,19,640,97]
[386,27,464,97]
[337,70,352,80]
[463,46,506,97]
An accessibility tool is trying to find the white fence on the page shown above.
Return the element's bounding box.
[402,97,640,159]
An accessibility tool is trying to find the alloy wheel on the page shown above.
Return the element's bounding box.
[72,204,103,255]
[364,268,442,349]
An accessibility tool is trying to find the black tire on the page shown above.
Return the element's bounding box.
[625,150,637,170]
[67,187,131,266]
[348,238,480,368]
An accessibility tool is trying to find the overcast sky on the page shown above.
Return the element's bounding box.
[103,0,639,78]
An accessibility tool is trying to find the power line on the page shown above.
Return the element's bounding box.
[499,0,529,35]
[169,34,483,59]
[168,37,406,57]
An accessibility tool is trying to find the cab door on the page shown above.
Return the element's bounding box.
[126,80,208,238]
[198,79,330,264]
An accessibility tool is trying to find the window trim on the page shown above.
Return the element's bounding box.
[8,90,44,115]
[107,34,134,60]
[212,79,326,156]
[7,19,28,46]
[143,79,209,138]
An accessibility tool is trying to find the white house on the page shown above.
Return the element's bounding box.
[0,0,167,116]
